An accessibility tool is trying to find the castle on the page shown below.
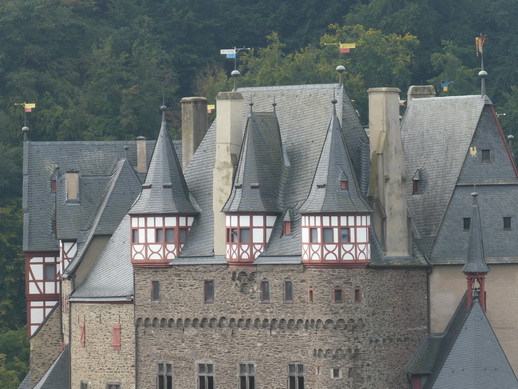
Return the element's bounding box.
[19,72,518,388]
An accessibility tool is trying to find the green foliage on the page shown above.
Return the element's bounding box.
[0,327,29,388]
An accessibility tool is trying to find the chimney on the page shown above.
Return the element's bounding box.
[136,136,147,173]
[368,88,410,257]
[213,91,243,255]
[181,97,208,170]
[407,85,436,105]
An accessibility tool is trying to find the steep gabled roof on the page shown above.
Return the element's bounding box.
[130,107,197,215]
[223,112,285,213]
[299,101,371,214]
[462,193,490,274]
[33,345,70,389]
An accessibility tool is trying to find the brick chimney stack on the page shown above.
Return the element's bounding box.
[181,97,208,170]
[136,136,147,173]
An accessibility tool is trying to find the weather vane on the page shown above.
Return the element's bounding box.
[220,46,250,70]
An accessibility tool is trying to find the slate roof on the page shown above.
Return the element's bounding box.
[408,296,518,389]
[70,215,133,300]
[182,84,370,258]
[462,193,490,274]
[129,107,198,215]
[33,345,70,389]
[23,139,154,252]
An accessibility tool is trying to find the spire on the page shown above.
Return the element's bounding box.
[299,98,370,214]
[129,105,197,215]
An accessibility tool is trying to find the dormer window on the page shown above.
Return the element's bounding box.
[283,221,292,235]
[481,149,491,162]
[463,218,471,231]
[340,180,348,190]
[66,171,79,201]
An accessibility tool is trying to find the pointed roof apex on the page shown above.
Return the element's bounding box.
[462,192,490,274]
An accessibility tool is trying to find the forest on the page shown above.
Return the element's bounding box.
[1,0,517,386]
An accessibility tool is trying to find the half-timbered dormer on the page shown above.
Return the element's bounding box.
[299,98,371,268]
[222,112,285,266]
[129,106,198,267]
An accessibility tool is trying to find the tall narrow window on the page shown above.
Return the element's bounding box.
[284,280,293,303]
[310,228,318,243]
[132,229,139,243]
[283,221,292,235]
[341,180,348,190]
[198,363,214,389]
[156,229,164,242]
[340,228,350,243]
[260,281,270,303]
[463,218,471,231]
[44,263,56,281]
[239,363,255,389]
[179,228,189,243]
[323,228,334,243]
[332,368,341,379]
[157,363,173,389]
[151,281,160,302]
[165,228,174,242]
[240,228,250,243]
[80,322,86,347]
[354,287,362,304]
[334,288,344,303]
[288,363,304,389]
[112,324,121,351]
[308,288,314,303]
[504,217,512,230]
[204,280,215,303]
[66,171,79,201]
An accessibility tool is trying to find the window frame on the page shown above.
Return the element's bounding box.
[204,280,215,303]
[333,288,344,303]
[238,363,255,389]
[463,217,471,231]
[157,362,173,389]
[354,286,362,304]
[106,384,122,389]
[197,363,214,389]
[308,288,315,304]
[481,149,491,162]
[260,280,270,303]
[151,281,160,302]
[284,280,293,303]
[287,363,304,389]
[504,217,512,231]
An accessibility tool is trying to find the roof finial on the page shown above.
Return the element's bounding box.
[249,95,254,116]
[331,89,337,116]
[22,126,29,142]
[231,70,241,91]
[476,34,488,96]
[160,104,167,125]
[272,95,277,115]
[336,65,345,88]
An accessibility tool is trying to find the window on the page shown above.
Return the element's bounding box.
[80,322,86,347]
[310,228,318,243]
[332,368,341,379]
[334,288,344,303]
[323,228,334,243]
[156,228,164,242]
[66,171,79,201]
[80,382,88,389]
[463,218,471,231]
[481,149,491,162]
[179,228,189,243]
[239,363,255,389]
[288,363,304,389]
[151,281,160,302]
[308,288,314,303]
[112,324,121,350]
[354,287,362,304]
[51,179,57,193]
[412,179,420,195]
[228,228,249,243]
[260,281,270,303]
[44,263,56,281]
[165,228,174,242]
[283,221,292,235]
[197,363,214,389]
[157,363,173,389]
[240,228,250,243]
[106,384,121,389]
[504,217,512,230]
[340,228,350,243]
[204,280,214,303]
[284,280,293,303]
[341,180,348,190]
[132,229,139,243]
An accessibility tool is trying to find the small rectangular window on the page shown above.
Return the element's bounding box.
[239,363,255,389]
[198,363,214,389]
[157,363,173,389]
[504,217,512,230]
[156,228,164,243]
[334,288,344,303]
[308,288,314,303]
[332,368,341,379]
[112,324,121,350]
[132,229,139,243]
[106,384,121,389]
[310,228,318,243]
[463,218,471,231]
[260,281,270,303]
[179,228,188,243]
[240,228,250,243]
[323,228,334,243]
[340,228,350,243]
[341,180,348,190]
[481,149,491,162]
[412,179,420,195]
[354,287,362,304]
[165,228,175,242]
[151,281,160,302]
[284,281,293,303]
[204,280,214,303]
[288,363,304,389]
[229,228,239,243]
[44,263,56,281]
[283,221,291,235]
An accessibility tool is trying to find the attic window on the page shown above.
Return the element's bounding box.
[463,218,471,231]
[340,181,348,190]
[50,179,57,193]
[234,184,243,189]
[142,184,152,189]
[283,221,292,235]
[481,149,491,162]
[504,217,512,230]
[317,184,326,189]
[163,184,172,189]
[66,171,79,201]
[251,183,260,189]
[412,179,420,195]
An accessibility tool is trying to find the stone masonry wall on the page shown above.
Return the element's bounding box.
[70,302,135,389]
[135,264,428,388]
[29,304,62,388]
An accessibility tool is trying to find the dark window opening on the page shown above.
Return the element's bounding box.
[308,288,314,303]
[310,228,318,243]
[106,384,121,389]
[240,228,250,243]
[198,363,214,389]
[204,280,214,303]
[284,281,293,303]
[504,217,512,230]
[239,363,255,389]
[463,218,471,231]
[412,179,420,195]
[156,229,164,242]
[288,363,304,389]
[157,363,173,389]
[340,228,350,243]
[323,228,334,243]
[334,288,344,303]
[481,149,491,162]
[132,229,139,243]
[151,281,160,302]
[260,281,270,303]
[80,382,88,389]
[179,228,189,243]
[354,287,362,303]
[332,368,341,378]
[165,228,174,242]
[44,263,56,281]
[341,180,348,190]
